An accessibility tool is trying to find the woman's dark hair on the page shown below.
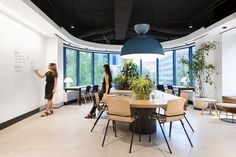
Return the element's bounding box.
[103,64,112,82]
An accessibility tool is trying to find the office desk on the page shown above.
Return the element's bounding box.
[173,86,195,96]
[64,86,86,105]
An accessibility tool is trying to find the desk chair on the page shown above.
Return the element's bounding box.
[80,86,92,104]
[102,97,141,153]
[149,99,193,154]
[167,85,176,95]
[91,85,99,97]
[157,84,165,92]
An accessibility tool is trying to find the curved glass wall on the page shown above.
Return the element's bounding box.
[63,45,195,87]
[159,51,173,85]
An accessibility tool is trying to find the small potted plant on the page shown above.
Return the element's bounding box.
[130,77,153,100]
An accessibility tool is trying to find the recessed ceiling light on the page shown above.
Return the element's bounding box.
[189,25,193,29]
[222,26,227,29]
[71,25,75,29]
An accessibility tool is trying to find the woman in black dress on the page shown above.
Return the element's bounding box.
[34,63,58,117]
[85,64,112,118]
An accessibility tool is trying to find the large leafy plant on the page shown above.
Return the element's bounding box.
[130,77,153,99]
[114,61,139,90]
[181,41,217,97]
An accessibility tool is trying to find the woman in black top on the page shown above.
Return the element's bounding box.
[85,64,112,119]
[34,63,58,117]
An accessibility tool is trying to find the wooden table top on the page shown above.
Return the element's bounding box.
[107,91,181,109]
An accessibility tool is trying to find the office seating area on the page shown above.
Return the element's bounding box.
[1,0,236,157]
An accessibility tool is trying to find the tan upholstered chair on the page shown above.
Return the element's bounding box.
[149,99,193,154]
[180,92,194,132]
[102,97,141,153]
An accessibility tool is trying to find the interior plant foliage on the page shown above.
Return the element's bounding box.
[113,61,139,90]
[130,77,153,100]
[181,41,217,97]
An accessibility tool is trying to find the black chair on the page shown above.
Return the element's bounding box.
[92,85,99,93]
[80,86,92,104]
[167,85,175,94]
[157,84,165,92]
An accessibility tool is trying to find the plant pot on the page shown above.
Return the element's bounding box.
[193,96,207,110]
[134,90,152,100]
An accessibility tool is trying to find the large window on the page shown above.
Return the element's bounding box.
[65,48,77,86]
[159,51,173,85]
[142,59,157,85]
[64,46,195,87]
[176,48,189,86]
[94,53,108,85]
[80,51,92,85]
[109,54,121,80]
[132,59,141,75]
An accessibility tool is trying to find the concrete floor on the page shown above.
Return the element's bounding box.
[0,103,235,157]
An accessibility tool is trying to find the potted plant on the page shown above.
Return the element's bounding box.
[130,77,153,100]
[114,61,139,90]
[181,41,217,109]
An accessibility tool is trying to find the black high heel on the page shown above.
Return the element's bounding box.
[49,110,54,115]
[41,112,49,117]
[84,113,96,119]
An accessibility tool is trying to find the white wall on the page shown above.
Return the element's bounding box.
[194,28,236,100]
[0,12,46,123]
[45,38,64,106]
[0,11,65,124]
[222,29,236,96]
[195,35,222,100]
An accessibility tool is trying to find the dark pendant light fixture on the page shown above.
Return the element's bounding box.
[121,24,164,60]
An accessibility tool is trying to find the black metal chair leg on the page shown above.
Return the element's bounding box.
[113,121,117,137]
[169,122,172,137]
[91,106,107,132]
[184,115,194,132]
[157,119,172,154]
[138,117,141,142]
[129,121,136,153]
[180,120,193,147]
[149,119,152,142]
[102,119,110,147]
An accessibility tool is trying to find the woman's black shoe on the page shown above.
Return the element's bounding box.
[84,113,96,119]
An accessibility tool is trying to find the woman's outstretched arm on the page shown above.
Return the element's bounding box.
[34,70,46,78]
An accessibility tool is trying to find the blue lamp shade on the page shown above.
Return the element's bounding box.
[121,35,164,60]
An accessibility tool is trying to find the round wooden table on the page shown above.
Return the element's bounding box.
[127,92,181,134]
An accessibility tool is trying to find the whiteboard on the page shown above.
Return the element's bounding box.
[0,12,46,123]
